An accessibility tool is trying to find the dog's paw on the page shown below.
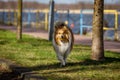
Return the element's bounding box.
[60,63,66,67]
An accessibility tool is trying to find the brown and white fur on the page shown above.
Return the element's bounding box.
[52,22,74,66]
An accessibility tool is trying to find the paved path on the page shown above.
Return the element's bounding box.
[0,25,120,53]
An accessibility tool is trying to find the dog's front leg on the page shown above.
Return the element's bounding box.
[64,48,71,65]
[57,54,66,66]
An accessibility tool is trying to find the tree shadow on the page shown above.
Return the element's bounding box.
[10,57,120,73]
[35,57,120,75]
[0,39,10,45]
[67,57,120,66]
[1,57,120,80]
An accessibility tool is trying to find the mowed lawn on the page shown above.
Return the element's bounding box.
[0,29,120,80]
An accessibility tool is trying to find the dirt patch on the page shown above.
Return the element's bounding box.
[0,59,46,80]
[0,59,21,80]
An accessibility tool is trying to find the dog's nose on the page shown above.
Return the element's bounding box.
[61,35,64,39]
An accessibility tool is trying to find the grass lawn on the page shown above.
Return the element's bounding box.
[0,29,120,80]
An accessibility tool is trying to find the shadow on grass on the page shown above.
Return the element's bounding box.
[0,40,10,45]
[10,57,120,73]
[0,29,7,31]
[106,51,120,54]
[1,57,120,80]
[68,57,120,66]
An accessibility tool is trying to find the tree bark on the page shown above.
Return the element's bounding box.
[91,0,104,61]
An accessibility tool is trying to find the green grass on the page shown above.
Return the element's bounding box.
[0,29,120,80]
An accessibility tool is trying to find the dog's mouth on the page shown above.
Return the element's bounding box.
[60,37,69,43]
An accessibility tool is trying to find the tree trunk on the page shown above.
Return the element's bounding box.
[17,0,22,40]
[91,0,104,61]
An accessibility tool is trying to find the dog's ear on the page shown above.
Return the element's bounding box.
[54,25,58,30]
[54,21,65,29]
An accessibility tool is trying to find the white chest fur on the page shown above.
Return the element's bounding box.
[58,42,69,54]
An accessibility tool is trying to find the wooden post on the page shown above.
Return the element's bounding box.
[48,0,54,41]
[17,0,22,40]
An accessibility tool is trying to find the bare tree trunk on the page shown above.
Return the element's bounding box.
[17,0,22,40]
[91,0,104,61]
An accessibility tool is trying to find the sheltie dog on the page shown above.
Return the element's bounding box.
[52,22,74,66]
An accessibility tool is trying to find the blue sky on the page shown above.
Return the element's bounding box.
[23,0,119,4]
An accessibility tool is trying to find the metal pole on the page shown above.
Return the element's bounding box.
[3,10,5,24]
[45,10,48,30]
[17,0,22,40]
[48,0,54,41]
[28,9,31,25]
[67,10,69,26]
[114,10,118,41]
[36,10,39,28]
[80,9,83,35]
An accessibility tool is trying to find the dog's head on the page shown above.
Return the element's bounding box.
[54,22,70,44]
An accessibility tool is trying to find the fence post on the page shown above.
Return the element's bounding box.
[36,10,39,28]
[2,10,5,24]
[8,10,11,25]
[45,10,48,30]
[114,10,118,40]
[67,10,69,26]
[14,9,17,26]
[28,9,31,25]
[3,10,6,24]
[80,9,83,35]
[48,0,54,41]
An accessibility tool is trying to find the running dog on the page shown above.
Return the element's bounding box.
[52,22,74,66]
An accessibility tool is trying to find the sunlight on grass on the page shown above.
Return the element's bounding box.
[0,29,120,80]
